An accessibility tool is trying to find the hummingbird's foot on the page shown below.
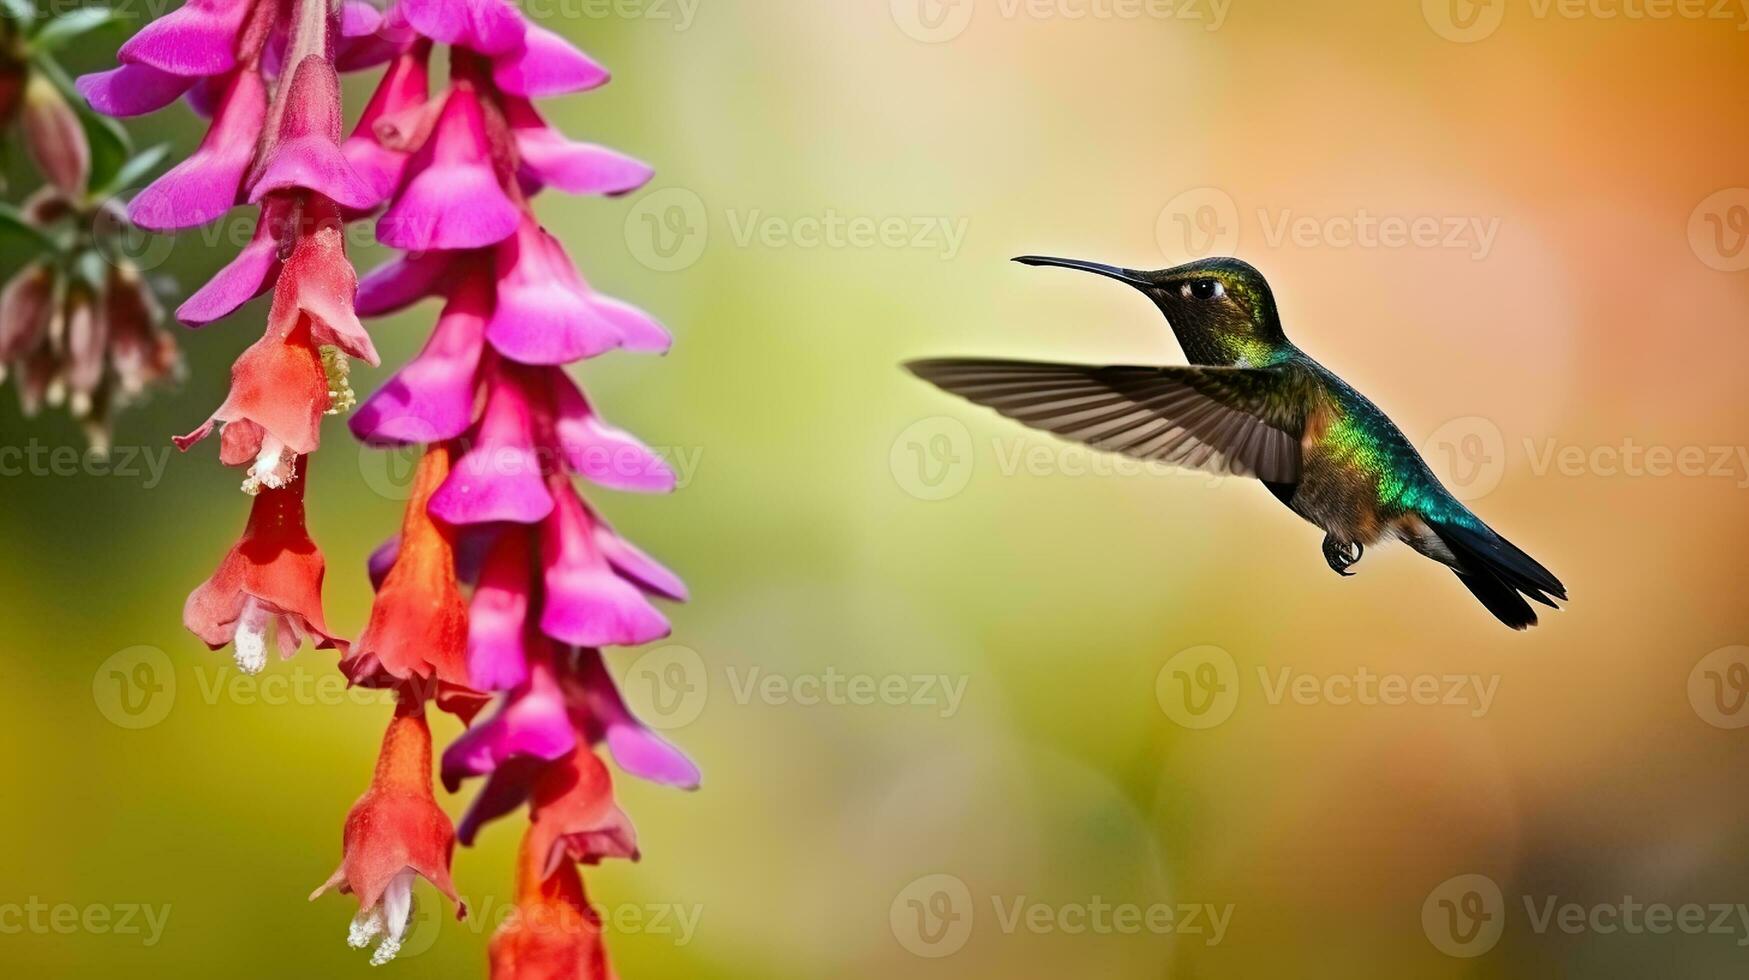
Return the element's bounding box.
[1323,536,1365,577]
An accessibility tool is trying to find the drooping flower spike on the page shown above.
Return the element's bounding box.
[87,0,696,972]
[347,4,694,976]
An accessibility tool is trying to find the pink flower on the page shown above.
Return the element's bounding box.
[431,361,556,526]
[127,68,267,231]
[342,41,433,206]
[377,85,520,250]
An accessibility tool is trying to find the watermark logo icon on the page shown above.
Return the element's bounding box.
[1422,873,1505,957]
[93,645,176,729]
[626,644,709,729]
[626,187,710,272]
[1423,0,1506,42]
[1689,189,1749,272]
[1689,645,1749,730]
[1423,416,1507,502]
[1157,187,1240,260]
[357,416,445,502]
[890,874,974,958]
[891,0,975,42]
[891,416,975,501]
[1156,645,1240,729]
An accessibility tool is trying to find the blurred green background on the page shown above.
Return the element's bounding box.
[4,1,1749,977]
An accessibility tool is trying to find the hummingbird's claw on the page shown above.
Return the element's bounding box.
[1323,536,1364,577]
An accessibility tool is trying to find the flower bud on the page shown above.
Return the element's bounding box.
[105,261,170,398]
[64,282,107,417]
[0,263,56,364]
[21,74,91,196]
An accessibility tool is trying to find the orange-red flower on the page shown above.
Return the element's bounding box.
[312,698,466,965]
[526,749,638,877]
[184,457,340,673]
[343,442,474,693]
[489,824,612,980]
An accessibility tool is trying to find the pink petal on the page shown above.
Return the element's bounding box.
[539,481,670,648]
[248,57,379,210]
[377,89,519,250]
[342,43,431,206]
[571,650,700,789]
[185,75,223,118]
[76,64,195,118]
[429,366,554,526]
[441,652,576,792]
[548,369,675,493]
[117,0,251,77]
[506,97,650,197]
[336,0,416,71]
[467,528,534,692]
[356,249,458,317]
[595,521,687,602]
[176,205,284,326]
[401,0,526,55]
[591,294,673,354]
[491,24,607,98]
[485,216,634,364]
[351,268,488,445]
[128,70,266,232]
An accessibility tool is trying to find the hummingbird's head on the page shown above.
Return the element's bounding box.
[1014,255,1287,365]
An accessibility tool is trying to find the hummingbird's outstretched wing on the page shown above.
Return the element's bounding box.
[906,358,1302,482]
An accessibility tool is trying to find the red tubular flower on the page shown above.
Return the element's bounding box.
[490,825,611,980]
[184,456,341,673]
[313,696,466,966]
[343,442,473,691]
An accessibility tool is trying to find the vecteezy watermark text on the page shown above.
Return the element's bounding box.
[1423,874,1749,958]
[890,0,1232,43]
[889,874,1233,958]
[0,441,171,487]
[0,899,170,947]
[1155,646,1500,730]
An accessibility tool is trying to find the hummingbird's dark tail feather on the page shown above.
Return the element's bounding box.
[1426,518,1567,630]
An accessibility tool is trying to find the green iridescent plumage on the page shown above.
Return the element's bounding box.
[908,255,1563,629]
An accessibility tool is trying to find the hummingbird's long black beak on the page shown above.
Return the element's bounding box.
[1013,255,1153,289]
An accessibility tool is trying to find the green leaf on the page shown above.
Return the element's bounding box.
[0,0,36,29]
[96,142,170,196]
[30,7,122,52]
[0,201,62,259]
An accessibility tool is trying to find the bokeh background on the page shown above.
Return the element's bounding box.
[3,0,1749,976]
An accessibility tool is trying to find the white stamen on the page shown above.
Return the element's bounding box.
[347,905,385,949]
[348,868,417,967]
[241,438,296,496]
[233,598,271,675]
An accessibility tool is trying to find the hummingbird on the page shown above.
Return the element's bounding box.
[906,255,1567,629]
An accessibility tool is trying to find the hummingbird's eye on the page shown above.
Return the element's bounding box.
[1182,279,1225,301]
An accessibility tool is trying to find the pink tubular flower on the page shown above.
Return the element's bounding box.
[348,9,693,975]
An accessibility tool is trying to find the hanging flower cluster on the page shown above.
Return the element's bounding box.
[339,0,697,970]
[81,0,374,673]
[1,3,184,450]
[83,0,693,974]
